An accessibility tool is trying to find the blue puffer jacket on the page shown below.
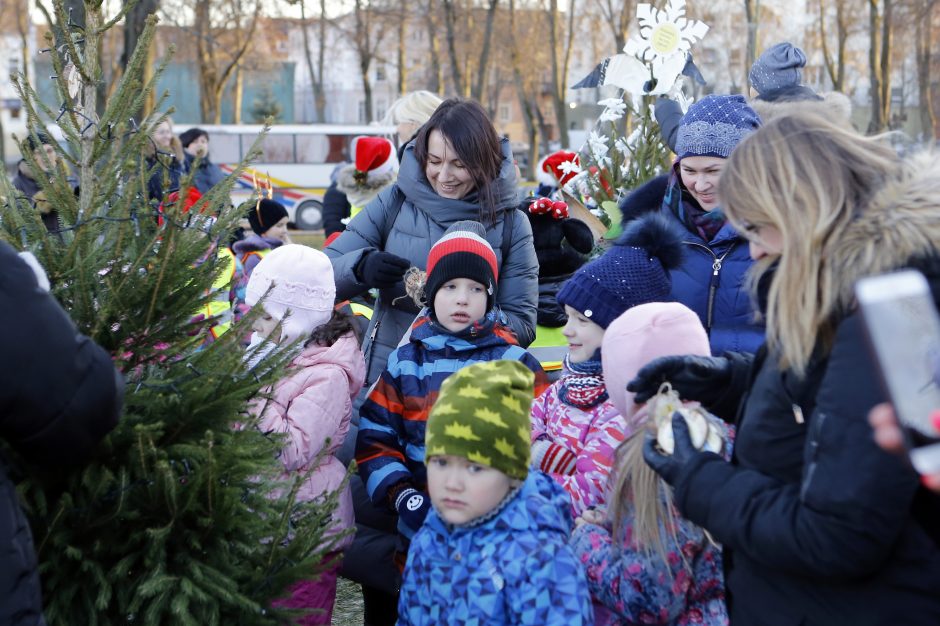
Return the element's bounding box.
[660,172,764,356]
[398,471,593,625]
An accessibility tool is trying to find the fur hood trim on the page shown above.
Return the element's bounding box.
[829,152,940,309]
[335,163,397,207]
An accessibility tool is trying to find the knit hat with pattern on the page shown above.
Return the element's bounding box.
[245,244,336,342]
[748,42,807,96]
[425,360,533,480]
[675,94,761,160]
[425,220,499,310]
[556,213,684,329]
[247,198,289,235]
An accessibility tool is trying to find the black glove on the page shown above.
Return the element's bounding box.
[356,250,410,289]
[627,355,731,406]
[395,487,431,540]
[643,412,700,485]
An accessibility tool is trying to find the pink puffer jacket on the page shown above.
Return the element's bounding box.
[530,379,636,517]
[253,332,365,549]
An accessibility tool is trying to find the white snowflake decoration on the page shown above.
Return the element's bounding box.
[597,98,627,122]
[558,158,581,177]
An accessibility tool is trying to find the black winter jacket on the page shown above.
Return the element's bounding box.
[669,155,940,625]
[0,242,123,624]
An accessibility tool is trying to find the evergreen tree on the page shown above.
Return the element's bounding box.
[0,2,345,623]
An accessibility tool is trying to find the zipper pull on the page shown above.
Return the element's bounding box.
[712,259,722,276]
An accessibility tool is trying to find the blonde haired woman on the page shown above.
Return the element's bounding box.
[143,116,185,203]
[382,90,443,146]
[631,109,940,624]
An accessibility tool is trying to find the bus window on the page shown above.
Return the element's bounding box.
[296,134,331,164]
[261,134,294,163]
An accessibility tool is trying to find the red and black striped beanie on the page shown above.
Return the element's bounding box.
[425,220,499,309]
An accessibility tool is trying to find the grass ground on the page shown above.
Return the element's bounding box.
[289,230,326,250]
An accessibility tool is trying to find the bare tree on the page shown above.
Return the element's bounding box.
[914,0,937,138]
[441,0,467,95]
[121,0,159,112]
[349,0,392,122]
[471,0,500,102]
[286,0,328,122]
[396,1,408,94]
[868,0,893,132]
[507,0,551,176]
[591,0,633,52]
[816,0,852,91]
[545,0,577,148]
[422,0,444,92]
[743,0,760,89]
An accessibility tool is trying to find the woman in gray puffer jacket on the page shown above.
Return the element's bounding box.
[326,98,538,387]
[325,98,538,626]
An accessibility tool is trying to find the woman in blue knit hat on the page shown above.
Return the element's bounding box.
[658,94,764,360]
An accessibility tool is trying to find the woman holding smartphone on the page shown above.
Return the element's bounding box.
[629,109,940,624]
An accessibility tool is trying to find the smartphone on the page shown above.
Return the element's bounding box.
[856,269,940,475]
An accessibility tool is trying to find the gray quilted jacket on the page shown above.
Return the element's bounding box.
[325,138,538,385]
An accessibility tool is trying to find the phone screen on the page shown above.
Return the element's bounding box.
[856,270,940,475]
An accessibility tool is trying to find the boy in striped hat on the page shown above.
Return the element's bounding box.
[356,221,548,576]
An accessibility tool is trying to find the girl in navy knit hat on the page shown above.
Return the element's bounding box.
[233,198,291,278]
[529,213,683,517]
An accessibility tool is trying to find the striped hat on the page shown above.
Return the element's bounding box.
[425,220,499,310]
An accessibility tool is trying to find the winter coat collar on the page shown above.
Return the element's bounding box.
[424,471,573,537]
[335,162,396,207]
[662,167,741,246]
[289,332,366,390]
[828,153,940,312]
[395,137,519,225]
[232,233,283,255]
[409,309,518,353]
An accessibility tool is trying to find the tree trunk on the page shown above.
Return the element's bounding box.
[744,0,760,90]
[397,2,407,95]
[879,0,893,128]
[122,0,158,113]
[868,0,884,132]
[298,0,320,122]
[441,0,465,95]
[233,64,243,124]
[508,0,538,179]
[916,0,936,139]
[470,0,499,102]
[546,0,570,148]
[316,0,327,121]
[423,0,442,93]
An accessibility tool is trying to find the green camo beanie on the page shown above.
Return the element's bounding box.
[425,360,534,481]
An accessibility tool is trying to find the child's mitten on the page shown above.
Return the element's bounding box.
[531,438,578,475]
[395,487,431,539]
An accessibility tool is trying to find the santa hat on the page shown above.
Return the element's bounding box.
[351,136,398,184]
[537,150,580,188]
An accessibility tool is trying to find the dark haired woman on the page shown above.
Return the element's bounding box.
[325,97,538,625]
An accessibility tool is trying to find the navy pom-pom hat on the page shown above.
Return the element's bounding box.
[557,213,684,329]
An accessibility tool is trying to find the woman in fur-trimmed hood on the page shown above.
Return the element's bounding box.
[631,108,940,625]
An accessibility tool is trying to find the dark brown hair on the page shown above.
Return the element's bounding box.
[307,308,357,347]
[414,98,504,225]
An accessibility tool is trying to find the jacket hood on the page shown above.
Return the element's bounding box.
[335,163,397,208]
[829,153,940,311]
[291,332,366,392]
[396,137,519,225]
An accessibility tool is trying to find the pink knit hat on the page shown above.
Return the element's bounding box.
[601,302,710,421]
[245,244,336,342]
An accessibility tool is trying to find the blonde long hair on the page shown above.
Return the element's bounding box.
[606,426,685,566]
[720,108,900,376]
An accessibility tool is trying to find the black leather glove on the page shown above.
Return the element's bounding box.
[356,250,410,289]
[394,487,431,540]
[643,412,700,486]
[627,355,731,406]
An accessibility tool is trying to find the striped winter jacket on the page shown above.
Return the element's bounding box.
[356,311,549,510]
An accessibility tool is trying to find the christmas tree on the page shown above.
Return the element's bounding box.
[0,2,345,624]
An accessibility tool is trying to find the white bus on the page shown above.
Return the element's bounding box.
[174,123,396,230]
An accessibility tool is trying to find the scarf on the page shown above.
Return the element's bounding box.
[664,169,727,243]
[558,354,609,409]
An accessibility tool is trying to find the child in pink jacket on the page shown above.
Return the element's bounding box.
[530,214,683,516]
[245,245,365,625]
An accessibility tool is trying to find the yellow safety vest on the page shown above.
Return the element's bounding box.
[205,247,238,339]
[528,325,568,373]
[348,301,373,320]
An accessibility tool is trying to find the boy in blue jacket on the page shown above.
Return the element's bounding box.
[397,360,592,625]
